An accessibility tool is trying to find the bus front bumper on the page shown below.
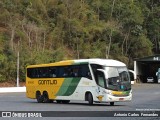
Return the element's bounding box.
[106,94,132,102]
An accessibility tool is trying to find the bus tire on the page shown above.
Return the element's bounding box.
[56,100,62,103]
[43,92,50,103]
[110,102,114,106]
[88,93,93,105]
[62,100,70,104]
[36,91,43,103]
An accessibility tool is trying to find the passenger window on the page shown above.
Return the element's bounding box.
[27,64,92,79]
[79,65,92,80]
[49,67,57,78]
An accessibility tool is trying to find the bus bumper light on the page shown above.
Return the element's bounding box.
[119,98,124,101]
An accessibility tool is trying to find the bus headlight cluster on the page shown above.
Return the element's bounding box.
[106,90,112,95]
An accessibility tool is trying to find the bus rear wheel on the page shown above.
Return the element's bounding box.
[43,92,51,103]
[36,91,43,103]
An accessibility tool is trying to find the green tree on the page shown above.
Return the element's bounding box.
[0,0,158,82]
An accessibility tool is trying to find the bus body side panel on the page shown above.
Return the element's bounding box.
[26,78,66,99]
[26,86,36,99]
[55,77,97,101]
[26,78,132,103]
[26,75,113,102]
[26,77,93,100]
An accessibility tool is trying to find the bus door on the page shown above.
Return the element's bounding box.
[95,70,107,102]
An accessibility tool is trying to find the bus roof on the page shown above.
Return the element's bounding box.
[27,59,126,68]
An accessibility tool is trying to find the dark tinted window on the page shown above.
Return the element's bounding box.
[27,64,92,79]
[27,67,57,78]
[90,64,103,78]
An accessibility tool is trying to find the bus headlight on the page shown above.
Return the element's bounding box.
[106,90,112,95]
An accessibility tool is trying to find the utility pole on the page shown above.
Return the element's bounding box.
[17,41,19,87]
[106,29,113,59]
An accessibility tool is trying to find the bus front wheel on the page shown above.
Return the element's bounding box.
[56,100,62,103]
[110,102,114,106]
[88,93,93,105]
[62,100,70,104]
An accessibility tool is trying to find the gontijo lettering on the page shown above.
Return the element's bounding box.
[38,80,57,85]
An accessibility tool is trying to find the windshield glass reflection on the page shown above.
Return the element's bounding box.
[105,67,131,91]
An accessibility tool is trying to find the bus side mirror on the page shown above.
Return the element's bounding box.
[156,72,158,76]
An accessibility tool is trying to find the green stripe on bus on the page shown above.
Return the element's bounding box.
[123,91,130,95]
[56,77,81,96]
[55,78,73,96]
[63,77,81,96]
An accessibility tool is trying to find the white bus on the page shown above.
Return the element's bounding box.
[26,59,132,105]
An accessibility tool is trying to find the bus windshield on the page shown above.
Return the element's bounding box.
[105,67,131,91]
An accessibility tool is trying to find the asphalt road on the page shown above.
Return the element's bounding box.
[0,84,160,120]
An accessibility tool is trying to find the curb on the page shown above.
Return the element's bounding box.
[0,87,26,93]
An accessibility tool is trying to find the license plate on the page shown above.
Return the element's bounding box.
[119,98,124,101]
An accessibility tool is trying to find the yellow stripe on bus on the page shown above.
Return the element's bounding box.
[111,91,129,96]
[112,91,123,95]
[27,60,74,68]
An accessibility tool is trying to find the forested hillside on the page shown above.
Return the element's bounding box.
[0,0,160,82]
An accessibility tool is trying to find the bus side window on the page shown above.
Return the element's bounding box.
[27,68,32,78]
[57,67,67,77]
[72,67,79,77]
[49,67,57,78]
[27,68,39,78]
[90,64,103,80]
[57,66,74,78]
[86,71,92,79]
[41,68,46,78]
[63,67,69,77]
[95,71,105,88]
[68,66,80,77]
[34,68,39,78]
[79,65,92,80]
